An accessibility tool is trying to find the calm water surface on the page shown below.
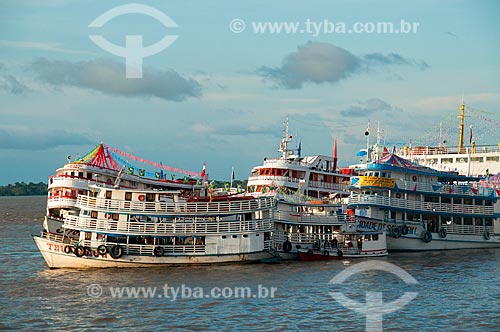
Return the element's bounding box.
[0,196,498,331]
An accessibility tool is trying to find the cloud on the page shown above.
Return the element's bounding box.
[362,52,429,70]
[0,126,93,150]
[0,39,98,56]
[0,74,31,94]
[257,41,428,89]
[29,58,202,101]
[191,122,277,136]
[340,98,398,117]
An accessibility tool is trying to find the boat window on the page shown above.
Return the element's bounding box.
[112,213,119,221]
[364,235,371,241]
[485,200,492,206]
[221,235,227,239]
[456,157,468,163]
[125,192,132,201]
[243,234,248,238]
[90,211,98,219]
[441,197,451,204]
[232,235,237,239]
[463,217,473,225]
[87,173,92,179]
[105,191,112,199]
[485,218,493,226]
[471,157,483,162]
[85,232,91,241]
[78,172,84,178]
[146,193,155,202]
[486,156,499,162]
[464,198,473,205]
[441,158,453,164]
[372,234,379,241]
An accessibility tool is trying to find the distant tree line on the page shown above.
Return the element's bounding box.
[0,182,48,196]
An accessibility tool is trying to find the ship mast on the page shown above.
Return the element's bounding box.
[279,116,293,159]
[458,95,465,152]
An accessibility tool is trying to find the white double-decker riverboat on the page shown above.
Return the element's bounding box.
[349,153,500,251]
[45,143,205,239]
[33,187,275,268]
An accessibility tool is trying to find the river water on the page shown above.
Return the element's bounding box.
[0,196,498,331]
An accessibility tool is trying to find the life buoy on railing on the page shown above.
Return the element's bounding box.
[318,206,325,212]
[484,231,491,240]
[401,224,409,235]
[439,228,447,238]
[392,226,402,238]
[396,193,402,199]
[422,230,432,243]
[283,241,292,253]
[412,175,418,181]
[109,245,123,259]
[138,195,145,202]
[74,246,85,257]
[153,246,164,257]
[64,245,73,254]
[97,245,107,255]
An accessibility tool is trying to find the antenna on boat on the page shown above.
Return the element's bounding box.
[279,116,293,160]
[458,92,465,153]
[365,120,371,163]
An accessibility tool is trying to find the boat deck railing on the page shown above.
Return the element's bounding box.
[63,215,274,235]
[442,224,493,236]
[248,175,349,192]
[40,231,76,244]
[394,180,496,197]
[76,196,275,215]
[349,194,494,215]
[273,211,352,225]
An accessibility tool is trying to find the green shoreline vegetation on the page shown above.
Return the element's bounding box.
[0,180,247,197]
[0,182,48,196]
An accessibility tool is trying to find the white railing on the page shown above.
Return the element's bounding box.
[63,215,274,235]
[394,180,495,197]
[41,231,76,244]
[442,224,493,236]
[76,196,275,215]
[247,175,300,185]
[273,211,352,225]
[349,194,495,215]
[308,181,349,192]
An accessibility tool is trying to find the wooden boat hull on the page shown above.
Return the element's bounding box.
[33,236,272,269]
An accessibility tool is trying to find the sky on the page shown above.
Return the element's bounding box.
[1,0,499,185]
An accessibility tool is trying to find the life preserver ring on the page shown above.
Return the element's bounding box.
[84,246,92,256]
[422,230,432,243]
[484,231,491,240]
[64,245,73,254]
[307,249,313,256]
[396,193,402,199]
[283,241,292,253]
[153,246,164,257]
[97,245,107,255]
[401,224,409,235]
[138,195,145,202]
[337,249,343,257]
[392,226,402,238]
[412,175,417,181]
[109,245,123,259]
[74,246,85,257]
[439,228,447,238]
[318,206,325,212]
[323,250,330,256]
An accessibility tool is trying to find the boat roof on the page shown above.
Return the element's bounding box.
[364,154,479,181]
